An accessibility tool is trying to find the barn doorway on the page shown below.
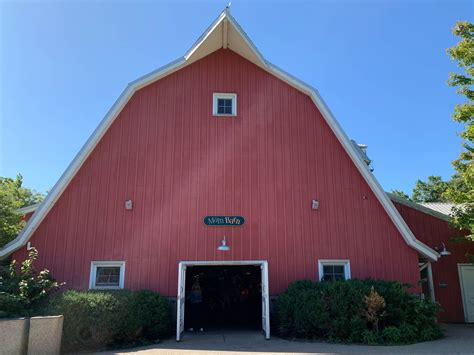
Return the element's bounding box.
[176,261,270,341]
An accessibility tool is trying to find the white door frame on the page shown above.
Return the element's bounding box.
[176,260,270,341]
[419,262,435,302]
[458,263,474,323]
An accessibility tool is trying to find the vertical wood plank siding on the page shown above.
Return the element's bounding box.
[393,201,474,322]
[13,49,420,296]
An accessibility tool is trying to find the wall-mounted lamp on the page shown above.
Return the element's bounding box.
[125,199,133,210]
[218,236,230,251]
[312,199,319,210]
[439,243,451,257]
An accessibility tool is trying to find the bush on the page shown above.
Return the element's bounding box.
[276,279,441,344]
[382,326,401,343]
[362,329,381,345]
[49,289,170,351]
[0,248,63,318]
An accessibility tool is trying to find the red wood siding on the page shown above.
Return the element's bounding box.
[22,212,34,223]
[394,201,474,322]
[13,49,420,296]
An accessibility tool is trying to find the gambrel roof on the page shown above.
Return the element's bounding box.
[0,8,439,261]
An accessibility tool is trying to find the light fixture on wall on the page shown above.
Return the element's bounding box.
[439,243,451,257]
[312,199,319,210]
[218,236,230,251]
[125,199,133,210]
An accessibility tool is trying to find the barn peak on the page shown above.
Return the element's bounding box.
[184,7,267,68]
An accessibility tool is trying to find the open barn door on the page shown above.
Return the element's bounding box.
[176,260,270,340]
[261,261,270,339]
[176,262,186,341]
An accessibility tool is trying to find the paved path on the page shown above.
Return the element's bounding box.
[102,324,474,354]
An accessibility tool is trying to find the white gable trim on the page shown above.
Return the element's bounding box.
[17,202,42,215]
[388,193,451,222]
[184,11,226,61]
[0,8,438,261]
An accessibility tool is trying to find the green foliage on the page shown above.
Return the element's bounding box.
[398,322,418,343]
[393,174,469,204]
[0,174,45,247]
[412,176,450,203]
[446,21,474,251]
[381,326,401,343]
[362,329,381,345]
[0,248,63,318]
[390,190,411,201]
[127,290,171,339]
[276,279,441,345]
[49,289,171,352]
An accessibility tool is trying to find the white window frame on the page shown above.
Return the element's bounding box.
[89,261,125,290]
[213,93,237,116]
[318,259,351,281]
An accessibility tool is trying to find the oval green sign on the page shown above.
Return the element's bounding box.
[204,216,245,226]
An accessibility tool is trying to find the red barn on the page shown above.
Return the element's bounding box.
[2,9,472,338]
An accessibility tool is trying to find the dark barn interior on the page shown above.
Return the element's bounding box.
[184,265,262,330]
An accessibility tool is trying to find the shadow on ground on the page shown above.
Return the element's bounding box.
[101,324,474,354]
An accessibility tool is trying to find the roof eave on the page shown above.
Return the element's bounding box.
[17,202,42,215]
[388,193,451,222]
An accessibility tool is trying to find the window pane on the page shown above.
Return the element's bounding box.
[322,263,346,281]
[323,274,333,282]
[96,266,120,286]
[217,98,233,114]
[323,265,333,275]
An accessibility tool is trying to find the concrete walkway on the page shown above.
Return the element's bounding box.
[102,324,474,354]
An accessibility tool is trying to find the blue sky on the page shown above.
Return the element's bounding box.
[0,0,472,195]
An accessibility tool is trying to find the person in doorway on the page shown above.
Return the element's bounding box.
[188,279,204,332]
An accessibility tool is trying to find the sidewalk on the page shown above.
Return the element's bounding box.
[101,324,474,354]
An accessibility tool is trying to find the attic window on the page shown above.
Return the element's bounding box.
[213,93,237,116]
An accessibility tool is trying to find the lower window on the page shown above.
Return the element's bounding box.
[89,261,125,289]
[318,260,351,281]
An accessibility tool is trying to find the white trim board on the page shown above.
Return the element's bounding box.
[0,8,438,262]
[458,263,474,323]
[419,262,436,302]
[388,193,450,222]
[17,202,42,215]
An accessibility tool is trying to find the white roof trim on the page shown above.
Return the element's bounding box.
[184,11,226,60]
[388,193,451,222]
[0,8,438,261]
[17,202,42,215]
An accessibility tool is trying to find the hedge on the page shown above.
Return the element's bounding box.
[48,289,171,351]
[276,279,441,344]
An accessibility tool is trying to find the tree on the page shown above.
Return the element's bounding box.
[390,190,411,201]
[412,176,450,203]
[445,21,474,245]
[0,248,63,317]
[0,174,45,248]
